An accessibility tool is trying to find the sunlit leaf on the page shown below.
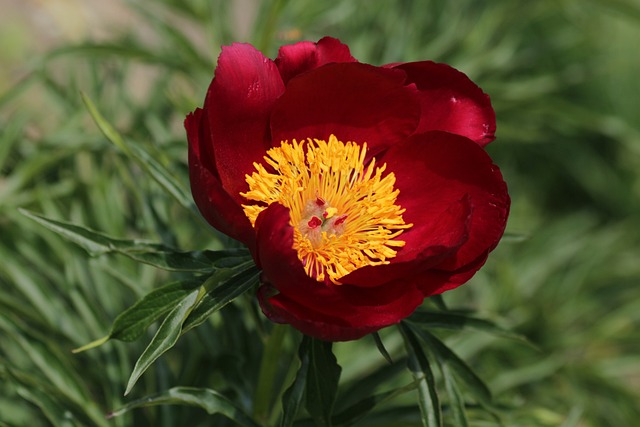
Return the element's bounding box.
[73,279,203,353]
[125,289,201,395]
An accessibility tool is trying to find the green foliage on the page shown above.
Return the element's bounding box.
[1,0,639,426]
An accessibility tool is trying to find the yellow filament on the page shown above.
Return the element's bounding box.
[241,135,412,284]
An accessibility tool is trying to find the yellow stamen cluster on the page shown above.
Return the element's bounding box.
[241,134,412,284]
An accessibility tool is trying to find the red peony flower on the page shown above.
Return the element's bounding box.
[185,37,509,341]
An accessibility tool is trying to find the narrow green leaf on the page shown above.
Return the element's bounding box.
[19,209,249,272]
[332,382,416,427]
[280,336,311,427]
[80,92,197,214]
[306,339,342,427]
[107,386,260,427]
[254,324,287,423]
[109,279,202,342]
[79,91,126,152]
[124,288,201,395]
[127,142,197,213]
[182,264,260,333]
[429,295,448,311]
[409,310,527,343]
[412,328,492,407]
[442,365,468,427]
[73,279,204,353]
[335,357,407,413]
[400,323,442,427]
[371,332,393,364]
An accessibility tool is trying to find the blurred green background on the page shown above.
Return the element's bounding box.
[1,0,639,426]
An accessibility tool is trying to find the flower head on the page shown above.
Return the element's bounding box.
[186,37,509,341]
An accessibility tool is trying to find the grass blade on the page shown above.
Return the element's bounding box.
[80,92,197,214]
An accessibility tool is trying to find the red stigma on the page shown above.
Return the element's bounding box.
[307,216,322,228]
[334,215,347,226]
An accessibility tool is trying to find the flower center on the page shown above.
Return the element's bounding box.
[241,134,412,285]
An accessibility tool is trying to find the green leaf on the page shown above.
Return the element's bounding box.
[80,92,197,214]
[400,323,442,427]
[74,279,203,352]
[121,264,258,395]
[441,364,468,427]
[429,295,448,311]
[182,263,260,333]
[19,209,250,272]
[334,357,407,414]
[412,328,492,407]
[332,383,416,427]
[107,386,260,427]
[371,332,393,364]
[409,310,528,343]
[306,338,342,427]
[280,336,311,427]
[125,288,201,395]
[254,324,288,424]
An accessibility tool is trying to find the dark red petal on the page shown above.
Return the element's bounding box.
[275,36,356,84]
[186,109,255,245]
[394,61,496,146]
[415,252,490,297]
[343,195,471,288]
[205,43,285,205]
[381,131,509,292]
[255,203,424,341]
[270,62,420,155]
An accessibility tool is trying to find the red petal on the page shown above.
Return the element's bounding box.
[342,195,471,288]
[255,203,424,341]
[381,131,509,292]
[275,36,356,84]
[205,43,285,205]
[416,252,490,297]
[186,109,255,245]
[270,62,420,155]
[393,61,496,146]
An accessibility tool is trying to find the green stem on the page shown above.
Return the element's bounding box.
[253,324,288,425]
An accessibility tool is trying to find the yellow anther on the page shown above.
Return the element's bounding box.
[241,135,412,285]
